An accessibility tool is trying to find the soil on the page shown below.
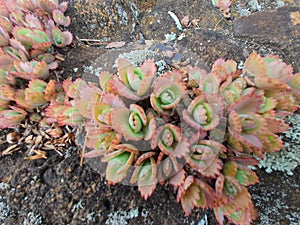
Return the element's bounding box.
[1,0,300,225]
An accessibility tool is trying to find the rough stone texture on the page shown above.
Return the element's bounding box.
[233,6,300,72]
[67,0,139,41]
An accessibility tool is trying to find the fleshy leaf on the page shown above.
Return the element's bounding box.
[130,152,157,200]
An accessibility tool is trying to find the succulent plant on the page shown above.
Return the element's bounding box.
[110,58,156,100]
[75,53,300,225]
[0,1,299,224]
[0,0,72,128]
[150,71,186,113]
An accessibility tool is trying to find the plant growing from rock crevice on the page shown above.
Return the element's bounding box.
[68,53,299,225]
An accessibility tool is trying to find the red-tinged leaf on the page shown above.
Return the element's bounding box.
[215,174,224,199]
[235,165,259,186]
[14,89,34,110]
[84,149,106,158]
[102,147,136,184]
[227,91,264,114]
[177,176,200,215]
[57,106,85,126]
[261,132,284,152]
[264,117,289,133]
[112,77,140,100]
[37,0,57,13]
[223,161,238,177]
[99,71,113,91]
[243,52,267,82]
[44,80,56,101]
[25,14,43,30]
[32,42,52,51]
[0,84,15,101]
[228,110,242,133]
[105,41,125,49]
[25,79,48,107]
[169,168,186,187]
[130,153,157,199]
[53,9,70,26]
[117,58,132,84]
[264,55,293,83]
[0,106,27,128]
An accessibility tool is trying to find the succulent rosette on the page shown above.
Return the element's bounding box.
[214,161,259,225]
[186,135,226,178]
[150,71,186,113]
[112,58,156,100]
[84,127,121,157]
[186,66,221,94]
[111,104,156,141]
[93,93,125,127]
[12,60,49,80]
[183,93,224,131]
[219,77,247,105]
[13,27,52,49]
[151,123,189,158]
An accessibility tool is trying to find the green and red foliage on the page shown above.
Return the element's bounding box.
[0,1,299,225]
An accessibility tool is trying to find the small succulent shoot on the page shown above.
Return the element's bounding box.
[151,123,189,158]
[0,106,27,128]
[52,9,70,26]
[187,137,226,178]
[214,161,257,225]
[51,27,73,47]
[37,0,68,14]
[243,52,293,90]
[24,79,48,107]
[84,127,121,157]
[12,60,49,80]
[130,152,157,200]
[186,66,221,94]
[177,175,216,215]
[25,14,43,30]
[111,104,156,141]
[13,27,51,49]
[220,77,247,105]
[150,71,186,113]
[183,93,224,131]
[112,58,156,100]
[211,58,239,82]
[102,144,139,184]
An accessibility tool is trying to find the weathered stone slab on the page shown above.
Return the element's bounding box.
[233,6,300,72]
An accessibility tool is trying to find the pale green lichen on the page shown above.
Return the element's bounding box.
[105,208,139,225]
[259,113,300,175]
